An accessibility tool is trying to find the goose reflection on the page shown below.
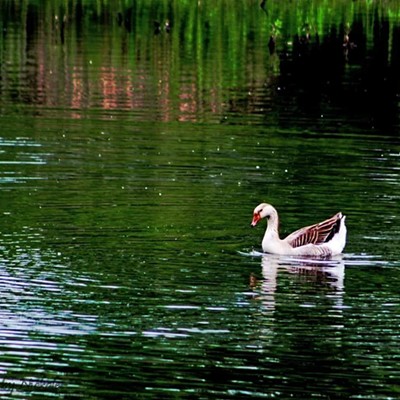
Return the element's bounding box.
[252,254,345,312]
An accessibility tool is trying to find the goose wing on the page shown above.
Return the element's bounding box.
[284,212,343,248]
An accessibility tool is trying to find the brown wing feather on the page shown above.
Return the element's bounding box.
[285,213,342,248]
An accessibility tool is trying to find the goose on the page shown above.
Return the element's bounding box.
[251,203,347,256]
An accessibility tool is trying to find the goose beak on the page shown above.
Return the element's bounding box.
[251,213,261,227]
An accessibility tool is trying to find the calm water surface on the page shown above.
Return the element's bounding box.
[1,1,400,398]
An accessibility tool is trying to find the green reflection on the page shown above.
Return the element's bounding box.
[1,0,400,128]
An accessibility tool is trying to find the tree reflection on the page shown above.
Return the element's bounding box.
[0,1,400,129]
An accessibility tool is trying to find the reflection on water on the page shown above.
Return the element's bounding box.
[1,1,400,129]
[248,253,346,352]
[0,252,97,337]
[0,123,398,397]
[0,0,399,398]
[257,254,345,310]
[0,136,47,185]
[0,230,100,396]
[245,253,400,399]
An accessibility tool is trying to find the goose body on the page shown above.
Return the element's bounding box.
[251,203,347,257]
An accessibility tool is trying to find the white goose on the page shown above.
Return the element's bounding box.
[251,203,347,256]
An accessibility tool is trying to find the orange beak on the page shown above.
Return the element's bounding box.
[251,213,261,227]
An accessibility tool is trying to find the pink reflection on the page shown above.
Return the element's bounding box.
[71,67,84,113]
[179,83,198,122]
[23,30,231,122]
[100,67,118,110]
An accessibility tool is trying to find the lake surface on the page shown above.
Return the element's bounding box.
[0,1,399,398]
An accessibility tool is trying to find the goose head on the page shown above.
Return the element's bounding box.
[251,203,276,226]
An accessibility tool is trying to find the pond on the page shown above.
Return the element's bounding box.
[0,1,399,398]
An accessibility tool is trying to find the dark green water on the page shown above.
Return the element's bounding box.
[0,1,400,398]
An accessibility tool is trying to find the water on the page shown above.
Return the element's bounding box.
[1,1,400,398]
